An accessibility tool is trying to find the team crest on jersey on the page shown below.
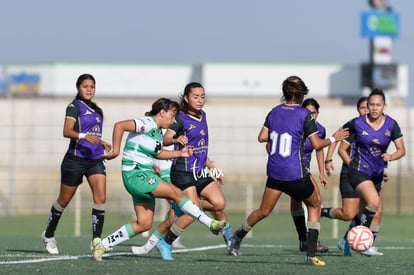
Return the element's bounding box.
[147,177,156,185]
[154,141,162,153]
[200,129,206,136]
[92,125,101,133]
[96,117,101,123]
[197,139,206,147]
[385,130,391,137]
[362,130,369,136]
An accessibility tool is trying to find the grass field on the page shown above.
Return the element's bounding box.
[1,212,413,274]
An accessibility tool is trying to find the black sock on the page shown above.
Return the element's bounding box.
[292,216,307,242]
[92,208,105,239]
[164,230,179,245]
[45,206,63,238]
[321,207,331,218]
[372,231,378,242]
[236,228,249,239]
[307,228,319,257]
[360,206,376,228]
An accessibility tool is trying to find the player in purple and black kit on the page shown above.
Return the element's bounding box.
[41,74,111,260]
[156,82,232,260]
[229,76,349,266]
[290,98,329,254]
[337,88,405,245]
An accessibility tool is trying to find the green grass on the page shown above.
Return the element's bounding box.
[1,213,413,274]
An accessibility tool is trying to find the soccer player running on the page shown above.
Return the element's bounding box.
[321,96,386,256]
[41,74,112,259]
[229,75,349,266]
[98,98,225,261]
[290,98,329,254]
[335,88,405,254]
[155,82,234,260]
[130,129,186,255]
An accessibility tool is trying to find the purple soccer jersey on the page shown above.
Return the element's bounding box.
[347,114,403,177]
[264,104,318,181]
[66,99,104,160]
[302,121,326,170]
[170,110,209,173]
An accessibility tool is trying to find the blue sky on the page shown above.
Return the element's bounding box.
[1,1,412,103]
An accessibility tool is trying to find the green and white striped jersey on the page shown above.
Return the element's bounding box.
[121,116,163,172]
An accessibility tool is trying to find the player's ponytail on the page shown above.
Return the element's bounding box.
[146,98,179,116]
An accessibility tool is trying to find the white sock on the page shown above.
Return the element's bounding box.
[144,233,161,251]
[179,198,213,227]
[102,224,134,249]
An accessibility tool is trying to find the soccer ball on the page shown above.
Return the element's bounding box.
[347,225,374,252]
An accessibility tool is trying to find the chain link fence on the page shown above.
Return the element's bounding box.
[1,97,413,216]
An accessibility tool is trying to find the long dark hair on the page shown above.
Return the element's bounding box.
[179,82,203,114]
[75,73,103,119]
[145,98,179,116]
[281,76,309,104]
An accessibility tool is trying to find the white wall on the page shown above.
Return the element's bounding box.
[203,63,408,98]
[53,64,193,97]
[0,62,409,98]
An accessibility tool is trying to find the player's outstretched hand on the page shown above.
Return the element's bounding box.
[101,140,112,152]
[319,174,329,189]
[103,150,119,160]
[325,161,334,176]
[332,127,349,142]
[180,146,194,157]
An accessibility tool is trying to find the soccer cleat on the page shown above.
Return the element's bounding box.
[210,220,226,235]
[156,239,174,260]
[221,223,234,249]
[90,241,113,253]
[337,238,346,251]
[316,241,329,253]
[92,237,105,261]
[360,246,383,256]
[131,245,150,255]
[172,237,186,249]
[304,256,326,266]
[41,231,59,255]
[343,239,352,256]
[229,233,242,256]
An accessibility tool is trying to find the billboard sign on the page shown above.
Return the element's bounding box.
[361,11,399,39]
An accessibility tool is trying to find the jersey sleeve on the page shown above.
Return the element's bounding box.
[169,117,184,136]
[391,120,403,141]
[263,111,272,129]
[133,117,156,133]
[304,113,318,137]
[65,102,79,120]
[343,118,356,143]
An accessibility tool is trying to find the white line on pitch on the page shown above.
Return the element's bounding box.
[1,244,413,264]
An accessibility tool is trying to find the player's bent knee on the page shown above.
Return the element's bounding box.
[257,208,272,219]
